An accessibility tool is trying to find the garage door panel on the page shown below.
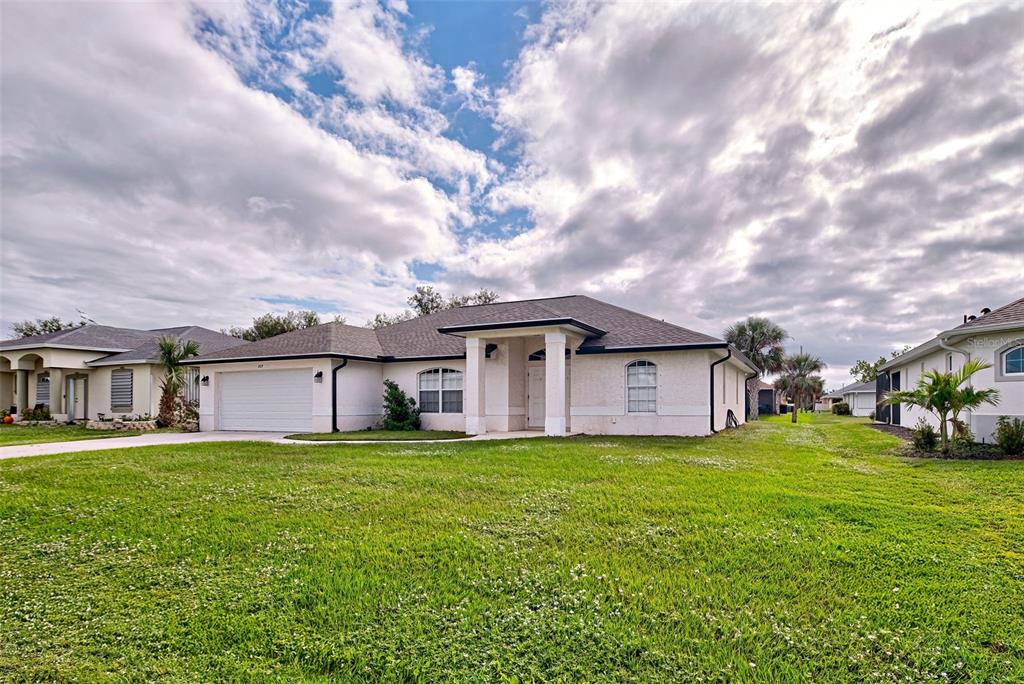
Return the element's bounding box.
[218,369,313,432]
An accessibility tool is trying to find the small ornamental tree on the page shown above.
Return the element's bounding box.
[382,379,420,431]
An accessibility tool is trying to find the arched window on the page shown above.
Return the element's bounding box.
[418,368,463,413]
[626,360,657,413]
[1005,345,1024,375]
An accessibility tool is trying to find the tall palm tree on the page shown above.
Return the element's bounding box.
[723,316,787,420]
[156,336,200,427]
[773,352,826,423]
[884,358,999,455]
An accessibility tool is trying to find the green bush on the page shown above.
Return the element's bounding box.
[911,418,938,452]
[20,407,52,421]
[994,416,1024,456]
[382,379,420,431]
[831,401,850,415]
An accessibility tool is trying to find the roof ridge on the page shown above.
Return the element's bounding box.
[451,294,582,311]
[573,294,721,342]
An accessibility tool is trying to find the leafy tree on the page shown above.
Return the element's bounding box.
[850,345,912,383]
[227,310,331,341]
[446,288,500,309]
[369,287,501,329]
[773,352,826,423]
[366,311,417,330]
[407,285,447,316]
[381,379,420,430]
[12,313,91,338]
[883,358,999,455]
[156,336,200,427]
[723,316,787,419]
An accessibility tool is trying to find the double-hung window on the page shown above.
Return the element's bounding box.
[418,368,463,413]
[626,360,657,413]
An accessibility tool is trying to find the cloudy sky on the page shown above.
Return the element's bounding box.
[1,1,1022,388]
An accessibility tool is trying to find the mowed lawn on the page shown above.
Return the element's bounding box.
[0,416,1021,681]
[0,424,143,446]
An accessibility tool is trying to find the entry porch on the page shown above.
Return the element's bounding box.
[436,322,592,437]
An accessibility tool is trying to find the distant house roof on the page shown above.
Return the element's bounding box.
[0,324,244,364]
[192,295,758,370]
[832,381,876,396]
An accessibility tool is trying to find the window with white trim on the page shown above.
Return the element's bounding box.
[111,369,133,412]
[1005,345,1024,375]
[418,368,463,413]
[626,360,657,413]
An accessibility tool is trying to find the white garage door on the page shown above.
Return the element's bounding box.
[218,368,313,432]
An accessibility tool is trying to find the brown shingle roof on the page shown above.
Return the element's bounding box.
[953,296,1024,330]
[88,326,247,365]
[0,324,161,351]
[193,295,727,363]
[191,322,384,362]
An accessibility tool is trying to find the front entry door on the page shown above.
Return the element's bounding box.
[67,377,87,420]
[889,371,901,426]
[527,366,545,428]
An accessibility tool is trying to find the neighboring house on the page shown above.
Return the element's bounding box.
[816,392,842,412]
[191,295,758,436]
[0,325,245,421]
[827,381,876,416]
[756,380,779,415]
[877,296,1024,442]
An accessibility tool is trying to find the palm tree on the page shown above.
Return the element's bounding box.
[884,358,999,455]
[156,336,200,427]
[773,352,826,423]
[723,317,787,419]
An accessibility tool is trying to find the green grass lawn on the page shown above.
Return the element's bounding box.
[1,414,1021,681]
[0,424,142,446]
[286,430,467,441]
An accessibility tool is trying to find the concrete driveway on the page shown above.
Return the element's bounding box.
[0,431,297,460]
[0,429,557,460]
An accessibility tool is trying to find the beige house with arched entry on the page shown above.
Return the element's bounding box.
[190,295,758,436]
[0,326,244,421]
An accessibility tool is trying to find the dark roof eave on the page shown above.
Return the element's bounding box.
[576,341,760,372]
[193,352,470,365]
[436,317,607,337]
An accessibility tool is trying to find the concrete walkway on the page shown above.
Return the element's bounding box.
[0,429,560,461]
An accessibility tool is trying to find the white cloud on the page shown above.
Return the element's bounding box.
[0,1,455,329]
[1,0,1021,390]
[440,1,1024,385]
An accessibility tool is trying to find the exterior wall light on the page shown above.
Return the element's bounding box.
[313,371,324,383]
[200,376,210,386]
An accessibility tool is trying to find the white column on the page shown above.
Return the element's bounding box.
[544,332,566,436]
[47,368,64,416]
[15,369,29,415]
[465,337,487,435]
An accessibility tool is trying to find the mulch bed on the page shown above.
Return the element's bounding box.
[868,422,1022,460]
[868,422,913,440]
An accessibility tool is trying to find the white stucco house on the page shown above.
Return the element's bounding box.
[877,296,1024,442]
[190,295,758,436]
[825,381,877,416]
[0,326,245,421]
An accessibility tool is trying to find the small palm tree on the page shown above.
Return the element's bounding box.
[884,358,999,455]
[723,317,787,419]
[156,336,200,427]
[773,352,826,423]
